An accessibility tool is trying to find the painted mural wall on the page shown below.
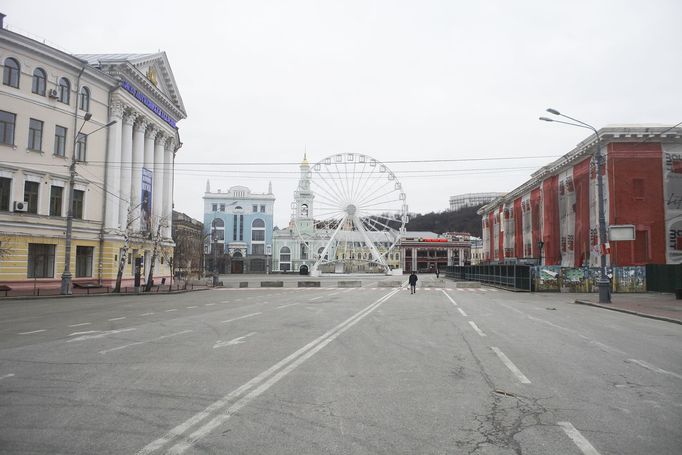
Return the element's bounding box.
[664,143,682,264]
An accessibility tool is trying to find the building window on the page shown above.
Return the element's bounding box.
[75,133,87,161]
[219,204,225,212]
[233,214,238,241]
[3,57,20,88]
[58,77,70,104]
[28,118,43,151]
[79,86,90,111]
[73,189,84,219]
[32,68,46,95]
[24,181,39,214]
[76,246,94,277]
[50,185,63,216]
[252,244,264,255]
[27,243,55,278]
[211,218,224,241]
[54,126,67,156]
[252,205,258,212]
[279,246,291,271]
[260,205,266,213]
[239,215,244,241]
[0,177,11,211]
[0,110,16,145]
[300,243,308,260]
[251,229,265,241]
[212,203,217,212]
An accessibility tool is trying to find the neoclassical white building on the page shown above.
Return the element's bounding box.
[0,15,186,289]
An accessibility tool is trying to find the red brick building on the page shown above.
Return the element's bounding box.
[478,125,682,267]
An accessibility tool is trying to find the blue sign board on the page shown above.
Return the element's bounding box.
[121,80,177,128]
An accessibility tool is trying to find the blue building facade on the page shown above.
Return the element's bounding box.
[203,182,275,273]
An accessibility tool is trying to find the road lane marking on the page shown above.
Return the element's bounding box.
[18,330,46,335]
[166,309,178,312]
[100,330,193,355]
[441,290,458,306]
[309,296,323,301]
[468,321,486,336]
[186,306,198,309]
[457,308,468,317]
[69,322,91,327]
[140,312,155,316]
[67,328,135,342]
[558,422,601,455]
[276,302,301,309]
[221,312,262,324]
[137,289,399,455]
[491,347,531,384]
[213,332,257,349]
[0,373,15,380]
[205,303,216,306]
[108,317,126,321]
[68,331,99,336]
[626,359,682,380]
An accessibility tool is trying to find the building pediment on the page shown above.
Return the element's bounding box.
[75,52,187,122]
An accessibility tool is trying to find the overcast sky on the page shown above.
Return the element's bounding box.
[4,0,681,227]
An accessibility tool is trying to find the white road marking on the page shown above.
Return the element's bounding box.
[626,359,682,380]
[221,312,262,324]
[67,328,135,342]
[213,332,257,349]
[186,306,198,309]
[140,312,155,316]
[558,421,601,455]
[219,301,231,304]
[137,289,399,455]
[309,296,323,301]
[100,330,193,355]
[108,317,126,321]
[68,330,99,336]
[276,302,301,309]
[468,321,486,336]
[205,303,216,306]
[18,329,46,335]
[491,346,531,384]
[166,309,178,312]
[441,290,458,306]
[0,373,15,380]
[69,322,91,327]
[457,308,467,317]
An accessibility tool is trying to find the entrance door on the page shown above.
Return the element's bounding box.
[231,260,243,274]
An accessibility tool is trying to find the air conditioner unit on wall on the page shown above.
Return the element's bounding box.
[13,201,28,212]
[48,88,59,98]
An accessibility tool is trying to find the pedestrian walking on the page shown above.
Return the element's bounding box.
[436,268,440,278]
[409,271,418,294]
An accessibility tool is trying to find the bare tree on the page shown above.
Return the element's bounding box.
[144,215,169,292]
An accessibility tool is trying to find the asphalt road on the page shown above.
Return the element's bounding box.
[0,277,680,454]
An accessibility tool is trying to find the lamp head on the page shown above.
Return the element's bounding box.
[105,120,117,127]
[84,112,93,121]
[546,108,560,115]
[539,117,554,122]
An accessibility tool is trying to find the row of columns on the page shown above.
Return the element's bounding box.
[105,99,175,238]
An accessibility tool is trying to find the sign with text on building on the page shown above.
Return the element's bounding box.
[120,80,177,128]
[141,168,152,232]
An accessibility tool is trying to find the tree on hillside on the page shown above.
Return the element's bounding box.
[406,205,484,236]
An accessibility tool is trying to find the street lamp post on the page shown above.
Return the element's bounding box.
[540,109,611,303]
[60,116,117,295]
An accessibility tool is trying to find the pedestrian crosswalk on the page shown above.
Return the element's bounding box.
[215,287,499,292]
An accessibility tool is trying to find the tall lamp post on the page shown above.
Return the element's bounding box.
[539,108,611,303]
[60,115,117,295]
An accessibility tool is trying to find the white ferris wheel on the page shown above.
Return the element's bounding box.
[297,153,408,275]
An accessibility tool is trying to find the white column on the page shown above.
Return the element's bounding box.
[143,124,156,232]
[162,139,175,238]
[131,117,147,231]
[119,110,136,229]
[152,132,165,228]
[105,100,123,230]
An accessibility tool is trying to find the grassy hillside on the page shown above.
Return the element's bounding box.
[405,205,483,237]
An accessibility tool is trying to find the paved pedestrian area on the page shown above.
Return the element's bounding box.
[574,292,682,324]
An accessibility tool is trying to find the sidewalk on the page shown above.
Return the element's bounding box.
[574,293,682,325]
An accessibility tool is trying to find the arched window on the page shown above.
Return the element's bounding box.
[3,58,20,88]
[279,246,291,271]
[58,77,70,104]
[32,68,46,95]
[251,218,266,254]
[79,86,90,111]
[317,246,328,260]
[211,218,225,241]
